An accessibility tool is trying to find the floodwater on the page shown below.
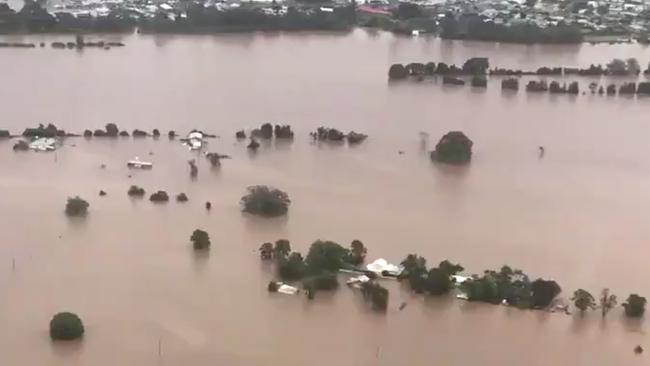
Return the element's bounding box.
[0,30,649,365]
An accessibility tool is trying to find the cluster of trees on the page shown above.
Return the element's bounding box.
[127,185,145,197]
[400,254,464,295]
[572,289,647,318]
[250,123,294,140]
[65,196,89,217]
[394,58,650,80]
[400,254,562,310]
[240,186,290,217]
[459,266,561,309]
[83,126,169,138]
[399,252,648,319]
[430,131,473,165]
[310,127,368,144]
[439,13,583,44]
[22,123,69,138]
[388,58,490,80]
[260,239,370,300]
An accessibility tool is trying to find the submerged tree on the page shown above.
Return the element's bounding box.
[430,131,473,165]
[599,288,617,318]
[190,229,210,250]
[259,242,274,260]
[240,186,290,217]
[400,254,428,293]
[388,64,408,79]
[348,239,367,265]
[65,196,89,217]
[273,239,291,259]
[571,289,596,315]
[304,240,350,274]
[530,279,561,308]
[49,312,84,340]
[127,185,145,197]
[623,294,647,318]
[278,252,306,281]
[361,282,389,311]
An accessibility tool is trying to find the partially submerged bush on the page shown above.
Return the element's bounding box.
[274,125,294,139]
[132,129,147,137]
[149,190,169,202]
[260,123,273,139]
[235,130,246,139]
[190,229,210,250]
[388,64,408,79]
[347,131,368,145]
[240,186,290,217]
[430,131,473,165]
[13,140,28,151]
[152,129,160,138]
[119,131,129,137]
[623,294,647,318]
[268,281,279,292]
[93,129,107,137]
[303,272,339,291]
[127,185,145,197]
[176,193,188,202]
[247,139,260,150]
[312,127,345,142]
[278,252,306,280]
[49,312,84,340]
[206,152,221,167]
[105,123,118,137]
[83,129,92,138]
[361,282,389,311]
[168,130,176,139]
[65,196,89,216]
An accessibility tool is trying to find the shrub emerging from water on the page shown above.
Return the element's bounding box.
[49,312,84,340]
[128,185,145,197]
[190,229,210,250]
[388,64,408,79]
[361,282,389,311]
[305,240,350,274]
[278,252,306,281]
[240,185,290,217]
[623,294,647,318]
[150,190,169,202]
[430,131,473,165]
[303,272,339,291]
[65,196,89,216]
[268,281,279,292]
[176,193,188,202]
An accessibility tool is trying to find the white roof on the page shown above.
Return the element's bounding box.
[366,258,402,275]
[188,132,203,139]
[277,284,298,295]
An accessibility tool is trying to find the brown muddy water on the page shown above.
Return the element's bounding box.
[0,30,650,365]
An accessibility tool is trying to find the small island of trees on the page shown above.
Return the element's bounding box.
[149,190,169,202]
[65,196,89,217]
[241,185,290,217]
[259,238,647,320]
[49,312,84,341]
[190,229,210,250]
[127,185,145,197]
[430,131,473,165]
